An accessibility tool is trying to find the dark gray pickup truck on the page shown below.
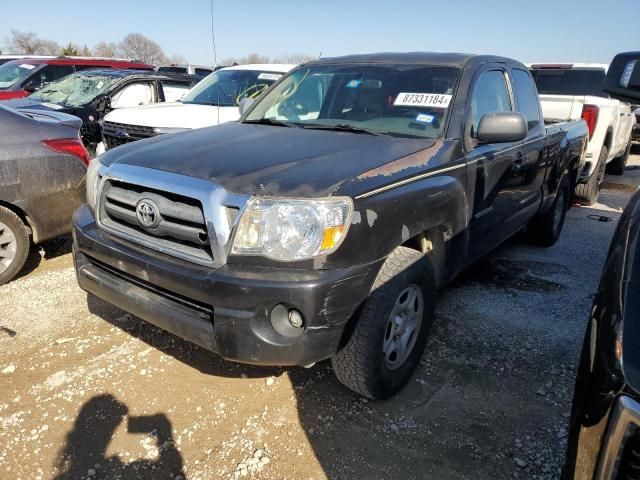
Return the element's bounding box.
[73,52,588,399]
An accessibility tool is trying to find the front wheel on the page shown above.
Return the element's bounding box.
[0,206,30,286]
[607,141,631,176]
[331,246,436,400]
[527,176,570,247]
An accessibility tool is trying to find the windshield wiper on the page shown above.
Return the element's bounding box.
[243,118,302,128]
[301,123,385,136]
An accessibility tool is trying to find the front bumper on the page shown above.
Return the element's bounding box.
[73,205,381,366]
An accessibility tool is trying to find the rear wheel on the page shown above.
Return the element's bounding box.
[331,246,436,400]
[575,145,607,205]
[0,206,30,286]
[528,176,570,247]
[607,141,631,176]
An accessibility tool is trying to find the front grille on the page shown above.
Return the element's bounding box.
[617,429,640,480]
[99,180,214,264]
[102,121,156,150]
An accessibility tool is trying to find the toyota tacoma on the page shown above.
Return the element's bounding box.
[73,52,588,399]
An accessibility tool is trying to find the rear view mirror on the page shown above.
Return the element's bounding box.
[23,79,41,93]
[604,52,640,103]
[477,112,528,143]
[238,97,255,116]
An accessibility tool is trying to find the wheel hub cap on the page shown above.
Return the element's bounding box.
[0,221,17,274]
[383,284,424,370]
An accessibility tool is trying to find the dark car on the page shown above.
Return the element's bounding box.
[0,105,89,285]
[0,57,154,101]
[562,50,640,480]
[1,69,198,154]
[73,52,588,399]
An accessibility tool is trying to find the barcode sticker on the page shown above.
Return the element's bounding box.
[394,92,452,108]
[258,73,282,81]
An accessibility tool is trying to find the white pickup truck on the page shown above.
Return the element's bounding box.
[529,63,635,204]
[96,64,295,154]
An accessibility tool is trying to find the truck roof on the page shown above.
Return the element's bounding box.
[311,52,523,68]
[528,63,609,72]
[221,64,296,72]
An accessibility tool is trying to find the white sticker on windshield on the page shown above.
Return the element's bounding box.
[394,93,452,108]
[96,81,104,89]
[19,64,36,70]
[257,72,282,81]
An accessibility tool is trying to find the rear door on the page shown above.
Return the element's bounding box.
[510,67,546,219]
[465,65,528,258]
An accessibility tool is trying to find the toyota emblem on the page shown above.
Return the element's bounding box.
[135,199,160,229]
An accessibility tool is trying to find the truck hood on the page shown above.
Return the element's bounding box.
[103,102,239,129]
[1,97,74,114]
[100,122,436,197]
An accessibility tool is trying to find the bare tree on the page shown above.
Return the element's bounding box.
[118,33,167,64]
[167,54,188,65]
[4,30,61,55]
[93,41,119,58]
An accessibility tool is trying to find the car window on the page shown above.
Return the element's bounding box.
[76,65,112,72]
[29,73,119,107]
[512,69,541,130]
[0,62,37,89]
[160,80,191,102]
[111,82,154,109]
[470,70,512,137]
[36,65,75,85]
[245,64,460,139]
[530,68,605,97]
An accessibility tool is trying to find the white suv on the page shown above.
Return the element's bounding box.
[529,63,635,204]
[97,64,295,154]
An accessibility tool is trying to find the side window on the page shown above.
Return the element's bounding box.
[76,65,111,72]
[512,69,541,130]
[33,65,74,86]
[160,81,191,102]
[110,82,154,109]
[469,70,512,137]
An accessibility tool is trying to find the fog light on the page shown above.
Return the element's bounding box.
[288,309,304,328]
[270,304,305,338]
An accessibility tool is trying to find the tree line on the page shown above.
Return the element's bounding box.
[2,30,316,66]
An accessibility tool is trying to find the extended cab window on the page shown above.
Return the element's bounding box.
[512,69,541,130]
[110,82,154,109]
[530,68,605,97]
[245,64,460,139]
[469,70,512,137]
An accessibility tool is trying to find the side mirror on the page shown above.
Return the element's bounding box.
[96,96,111,112]
[604,51,640,103]
[238,97,255,116]
[477,112,528,143]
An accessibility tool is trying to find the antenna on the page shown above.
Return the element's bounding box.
[210,0,220,125]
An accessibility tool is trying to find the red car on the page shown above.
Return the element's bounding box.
[0,57,154,100]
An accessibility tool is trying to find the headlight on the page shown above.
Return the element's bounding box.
[85,157,103,211]
[231,197,353,261]
[153,127,189,135]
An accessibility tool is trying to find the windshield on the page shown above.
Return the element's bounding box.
[0,62,38,90]
[182,69,284,106]
[244,64,460,138]
[530,69,606,97]
[28,73,118,107]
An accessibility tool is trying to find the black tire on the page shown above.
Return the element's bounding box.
[607,141,631,176]
[0,206,30,286]
[575,145,608,205]
[331,246,436,400]
[528,176,570,247]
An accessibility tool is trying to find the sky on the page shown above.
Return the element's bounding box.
[1,0,638,65]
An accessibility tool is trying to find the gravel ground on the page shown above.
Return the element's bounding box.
[1,151,640,480]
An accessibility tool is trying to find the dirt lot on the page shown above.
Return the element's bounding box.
[2,153,640,480]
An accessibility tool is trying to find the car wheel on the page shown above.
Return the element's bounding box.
[575,145,608,205]
[331,246,436,400]
[607,141,631,176]
[528,176,570,247]
[0,206,30,286]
